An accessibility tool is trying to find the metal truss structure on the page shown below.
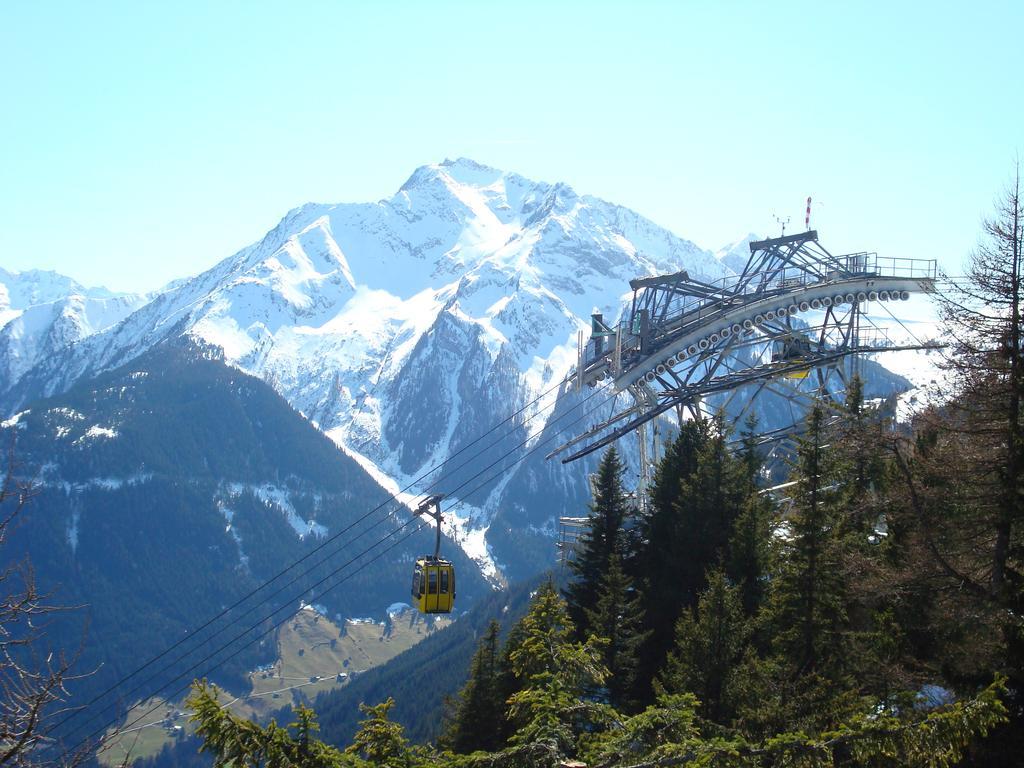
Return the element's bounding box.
[548,230,938,484]
[556,516,589,564]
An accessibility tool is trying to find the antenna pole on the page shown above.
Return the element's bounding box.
[805,196,812,230]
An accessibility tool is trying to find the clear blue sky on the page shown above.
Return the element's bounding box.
[2,1,1021,293]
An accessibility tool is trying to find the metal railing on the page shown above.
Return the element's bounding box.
[851,327,899,349]
[838,252,937,279]
[644,255,935,332]
[583,254,937,373]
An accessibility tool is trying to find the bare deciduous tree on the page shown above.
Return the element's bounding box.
[911,165,1024,606]
[0,437,89,767]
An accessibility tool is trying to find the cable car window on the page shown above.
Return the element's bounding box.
[428,570,438,594]
[440,570,449,594]
[412,569,422,597]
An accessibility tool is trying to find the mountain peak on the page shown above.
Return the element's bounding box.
[399,157,510,196]
[439,156,498,173]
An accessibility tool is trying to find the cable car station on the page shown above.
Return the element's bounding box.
[550,230,938,486]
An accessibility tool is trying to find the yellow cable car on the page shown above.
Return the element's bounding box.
[411,556,455,614]
[772,334,812,379]
[411,495,455,614]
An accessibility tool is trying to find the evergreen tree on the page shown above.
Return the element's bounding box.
[659,569,751,725]
[345,698,414,768]
[636,417,753,706]
[634,420,711,702]
[185,675,1010,768]
[504,581,608,757]
[728,491,774,619]
[564,447,631,638]
[490,610,529,748]
[726,415,774,619]
[767,404,847,678]
[583,553,649,711]
[189,682,363,767]
[826,378,919,703]
[440,620,504,754]
[185,619,1010,768]
[671,419,748,610]
[832,374,888,537]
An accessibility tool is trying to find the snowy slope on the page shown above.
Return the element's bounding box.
[715,233,760,274]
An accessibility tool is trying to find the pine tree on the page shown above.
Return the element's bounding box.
[633,418,757,706]
[634,420,710,702]
[728,492,774,619]
[659,569,751,725]
[564,447,631,638]
[345,698,414,768]
[671,419,748,609]
[824,378,920,703]
[491,610,529,748]
[188,681,362,767]
[441,620,504,754]
[767,404,848,678]
[832,374,888,537]
[583,553,649,712]
[504,581,608,758]
[725,405,864,737]
[726,416,774,619]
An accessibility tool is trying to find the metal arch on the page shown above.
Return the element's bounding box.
[551,230,938,464]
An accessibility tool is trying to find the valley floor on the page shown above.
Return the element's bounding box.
[98,606,447,766]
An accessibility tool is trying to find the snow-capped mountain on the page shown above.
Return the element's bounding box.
[0,159,916,580]
[0,268,149,382]
[0,159,732,576]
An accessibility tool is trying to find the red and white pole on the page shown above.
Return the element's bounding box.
[805,196,812,230]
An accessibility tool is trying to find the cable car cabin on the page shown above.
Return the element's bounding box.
[772,335,812,379]
[411,557,455,614]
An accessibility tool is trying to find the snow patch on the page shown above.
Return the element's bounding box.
[225,482,327,539]
[67,504,80,553]
[443,501,501,583]
[1,410,29,428]
[42,472,153,493]
[218,501,249,569]
[75,424,118,444]
[50,407,85,420]
[300,601,330,616]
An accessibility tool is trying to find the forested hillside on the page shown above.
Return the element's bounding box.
[0,338,489,747]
